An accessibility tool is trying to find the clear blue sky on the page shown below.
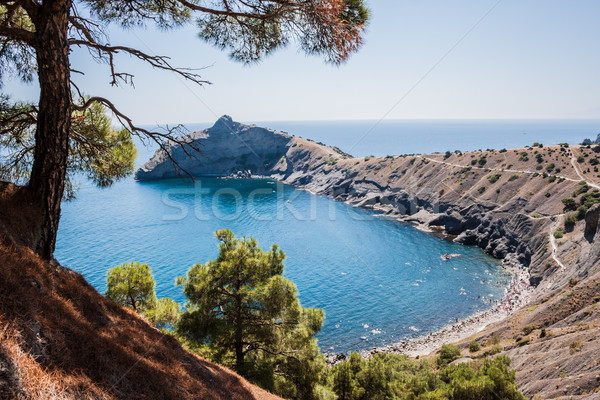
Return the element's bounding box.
[6,0,600,124]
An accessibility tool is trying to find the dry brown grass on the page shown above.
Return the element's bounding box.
[0,182,281,400]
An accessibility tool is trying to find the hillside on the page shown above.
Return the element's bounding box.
[0,182,281,399]
[139,116,600,399]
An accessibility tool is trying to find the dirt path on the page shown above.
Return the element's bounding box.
[570,152,600,190]
[419,155,580,184]
[417,154,580,274]
[549,215,567,271]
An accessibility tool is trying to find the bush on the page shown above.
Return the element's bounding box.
[539,328,547,338]
[553,231,564,239]
[573,184,589,197]
[437,344,462,366]
[469,341,481,353]
[330,352,525,400]
[325,156,338,165]
[487,173,502,183]
[562,198,577,211]
[508,174,519,181]
[478,186,486,194]
[485,344,503,356]
[522,324,535,335]
[564,213,577,231]
[444,151,452,160]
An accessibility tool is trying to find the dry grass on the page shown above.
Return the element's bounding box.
[0,182,281,400]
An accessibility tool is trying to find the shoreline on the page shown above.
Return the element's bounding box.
[369,261,533,358]
[217,176,536,362]
[324,260,533,363]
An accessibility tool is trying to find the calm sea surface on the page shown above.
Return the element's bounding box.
[55,119,598,352]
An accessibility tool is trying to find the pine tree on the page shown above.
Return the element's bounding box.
[0,0,369,259]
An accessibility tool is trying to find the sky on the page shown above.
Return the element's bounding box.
[5,0,600,124]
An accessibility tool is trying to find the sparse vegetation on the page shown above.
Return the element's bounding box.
[469,341,481,352]
[508,174,519,181]
[487,173,502,183]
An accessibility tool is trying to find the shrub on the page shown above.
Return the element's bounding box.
[578,156,585,163]
[444,151,452,160]
[437,344,462,366]
[548,175,557,183]
[572,184,589,197]
[478,186,486,194]
[553,231,564,239]
[562,198,577,211]
[325,156,338,165]
[545,192,551,198]
[522,325,535,335]
[508,174,519,181]
[564,213,577,231]
[485,344,502,356]
[487,173,502,183]
[469,341,481,353]
[539,328,547,338]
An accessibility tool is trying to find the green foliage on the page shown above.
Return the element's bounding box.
[562,198,578,211]
[444,151,452,160]
[477,186,486,194]
[177,229,325,399]
[325,156,338,165]
[522,324,535,335]
[508,174,519,181]
[485,344,503,356]
[487,173,501,184]
[572,184,589,197]
[0,97,137,198]
[469,341,481,353]
[564,213,577,231]
[106,262,157,312]
[578,156,585,163]
[145,297,181,329]
[437,344,462,367]
[553,230,564,239]
[330,353,524,400]
[477,156,487,166]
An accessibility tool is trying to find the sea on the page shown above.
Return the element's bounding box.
[55,119,599,353]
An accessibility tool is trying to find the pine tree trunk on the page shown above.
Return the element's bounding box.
[27,0,72,259]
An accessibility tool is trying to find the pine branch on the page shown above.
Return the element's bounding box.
[72,96,202,180]
[69,38,210,86]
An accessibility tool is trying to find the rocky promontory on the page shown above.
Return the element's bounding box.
[138,116,600,399]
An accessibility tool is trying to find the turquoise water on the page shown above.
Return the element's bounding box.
[56,177,509,352]
[55,118,600,352]
[57,119,598,352]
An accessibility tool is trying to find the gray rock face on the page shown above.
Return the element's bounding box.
[135,115,294,180]
[585,204,600,237]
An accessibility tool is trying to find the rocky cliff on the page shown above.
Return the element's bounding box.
[138,116,600,399]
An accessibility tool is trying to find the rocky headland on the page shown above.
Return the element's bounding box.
[138,116,600,399]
